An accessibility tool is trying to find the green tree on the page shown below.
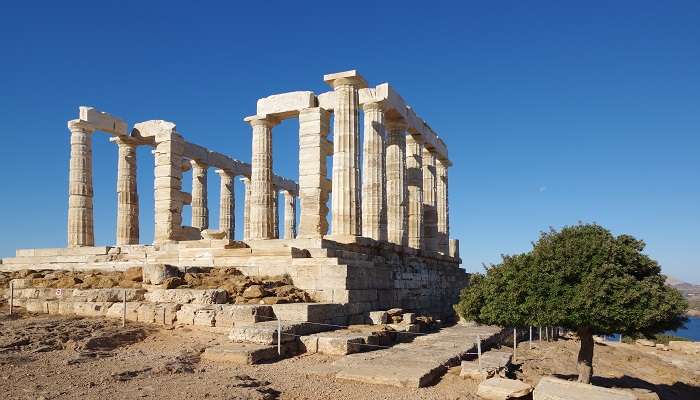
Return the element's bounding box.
[455,224,688,383]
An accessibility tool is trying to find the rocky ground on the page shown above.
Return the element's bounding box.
[1,305,698,400]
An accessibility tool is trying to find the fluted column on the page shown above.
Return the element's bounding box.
[241,176,251,240]
[246,116,278,239]
[326,72,366,237]
[361,102,386,241]
[113,136,139,245]
[422,147,438,252]
[217,170,235,239]
[190,160,208,230]
[436,158,450,255]
[67,119,95,247]
[283,190,297,240]
[406,133,423,249]
[385,119,408,247]
[298,108,331,238]
[272,187,279,239]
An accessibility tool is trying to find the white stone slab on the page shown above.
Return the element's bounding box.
[79,106,128,136]
[256,91,316,118]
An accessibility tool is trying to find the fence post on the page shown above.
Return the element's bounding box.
[9,281,14,316]
[513,327,517,361]
[476,334,482,370]
[122,289,127,327]
[277,317,282,355]
[529,326,532,349]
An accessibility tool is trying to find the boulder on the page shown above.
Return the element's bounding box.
[368,311,388,325]
[243,285,266,299]
[161,277,184,289]
[142,264,180,285]
[123,267,143,282]
[260,296,288,305]
[636,338,655,347]
[533,377,637,400]
[476,378,533,399]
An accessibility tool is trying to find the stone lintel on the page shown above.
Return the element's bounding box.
[317,91,336,111]
[79,106,128,136]
[256,91,317,119]
[323,70,368,89]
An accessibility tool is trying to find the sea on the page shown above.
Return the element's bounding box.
[667,316,700,341]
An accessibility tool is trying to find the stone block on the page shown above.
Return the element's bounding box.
[79,106,128,136]
[668,340,700,354]
[72,288,146,303]
[636,338,655,347]
[477,378,532,400]
[106,302,141,322]
[215,304,274,328]
[73,302,113,318]
[368,311,388,325]
[145,288,228,304]
[202,343,281,365]
[194,308,217,327]
[25,299,48,313]
[9,279,32,289]
[533,377,636,400]
[58,301,75,316]
[142,264,180,285]
[229,321,295,345]
[256,91,316,118]
[403,312,417,324]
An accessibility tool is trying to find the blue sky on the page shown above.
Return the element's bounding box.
[1,1,698,282]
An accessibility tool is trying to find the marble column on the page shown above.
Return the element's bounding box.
[113,136,139,245]
[152,124,184,243]
[190,160,209,230]
[273,187,279,239]
[241,176,251,240]
[283,190,297,239]
[298,108,331,238]
[385,118,408,246]
[246,116,278,239]
[326,72,366,237]
[67,119,95,247]
[422,147,438,252]
[361,102,386,241]
[436,158,450,255]
[217,170,235,239]
[406,133,423,249]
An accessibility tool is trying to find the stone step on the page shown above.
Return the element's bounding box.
[202,343,293,365]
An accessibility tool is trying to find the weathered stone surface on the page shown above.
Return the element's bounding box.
[668,340,700,354]
[214,304,273,328]
[72,288,145,302]
[194,308,217,327]
[533,377,637,400]
[202,343,281,364]
[145,288,228,304]
[73,302,113,317]
[369,311,388,325]
[461,350,512,380]
[142,264,180,285]
[256,91,316,118]
[476,378,532,400]
[243,285,266,299]
[636,338,655,347]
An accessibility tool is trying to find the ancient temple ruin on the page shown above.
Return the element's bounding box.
[1,70,465,318]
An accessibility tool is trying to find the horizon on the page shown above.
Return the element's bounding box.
[1,1,698,283]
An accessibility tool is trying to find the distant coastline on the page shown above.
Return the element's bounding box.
[687,309,700,318]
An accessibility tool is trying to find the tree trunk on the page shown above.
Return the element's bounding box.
[577,327,594,383]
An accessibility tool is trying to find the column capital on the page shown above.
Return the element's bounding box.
[361,101,384,113]
[190,159,208,169]
[67,119,95,133]
[215,169,234,178]
[239,176,251,183]
[324,70,368,89]
[109,135,138,147]
[244,115,280,128]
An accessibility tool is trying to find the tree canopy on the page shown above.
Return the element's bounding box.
[455,224,688,382]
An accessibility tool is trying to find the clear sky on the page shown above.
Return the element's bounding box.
[1,1,698,283]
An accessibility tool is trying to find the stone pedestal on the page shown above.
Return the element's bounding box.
[113,136,139,245]
[436,159,450,255]
[246,116,278,239]
[406,133,423,249]
[298,108,331,238]
[325,71,367,237]
[191,160,209,230]
[422,148,437,252]
[217,170,235,239]
[241,176,251,240]
[67,119,95,247]
[385,119,408,247]
[283,190,297,239]
[361,102,386,241]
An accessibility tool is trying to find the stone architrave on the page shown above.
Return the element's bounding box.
[324,70,367,237]
[112,136,139,245]
[217,170,235,239]
[436,158,450,255]
[190,160,209,230]
[245,115,279,239]
[422,147,437,252]
[385,118,408,247]
[361,101,387,241]
[67,119,95,247]
[283,190,297,239]
[406,133,423,249]
[298,108,331,238]
[240,176,251,240]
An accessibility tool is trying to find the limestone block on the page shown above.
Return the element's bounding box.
[317,91,335,110]
[315,334,365,355]
[369,311,388,325]
[300,335,319,353]
[72,288,146,303]
[142,263,180,285]
[256,91,316,118]
[202,343,282,364]
[533,377,636,400]
[9,279,32,289]
[25,299,48,313]
[106,302,141,322]
[79,106,128,136]
[215,304,274,328]
[229,321,296,345]
[476,378,532,400]
[403,312,417,324]
[194,308,217,327]
[636,338,655,347]
[183,142,209,163]
[46,301,60,315]
[145,288,228,304]
[73,302,113,317]
[58,301,75,316]
[175,304,207,325]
